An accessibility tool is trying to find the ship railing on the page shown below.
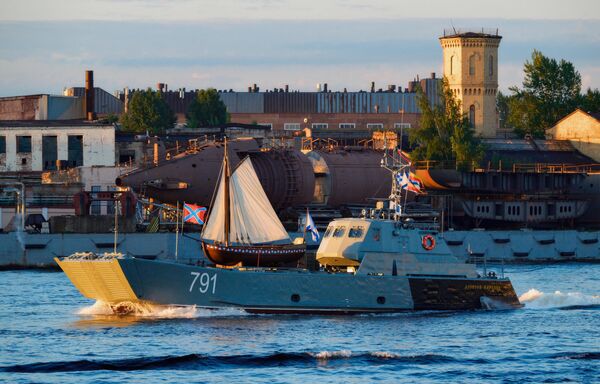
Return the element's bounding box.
[413,160,600,174]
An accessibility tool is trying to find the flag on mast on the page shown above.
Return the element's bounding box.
[183,203,207,225]
[305,209,320,242]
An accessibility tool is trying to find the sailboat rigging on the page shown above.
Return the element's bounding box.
[201,139,305,266]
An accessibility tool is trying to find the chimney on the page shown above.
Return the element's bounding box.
[370,81,375,93]
[431,72,436,79]
[85,70,96,120]
[323,83,328,92]
[156,83,165,92]
[124,87,129,113]
[285,84,289,92]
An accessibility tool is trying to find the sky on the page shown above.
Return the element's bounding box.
[0,0,598,97]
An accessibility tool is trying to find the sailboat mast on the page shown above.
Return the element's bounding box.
[223,138,231,246]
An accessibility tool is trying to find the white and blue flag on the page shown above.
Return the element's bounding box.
[305,210,320,242]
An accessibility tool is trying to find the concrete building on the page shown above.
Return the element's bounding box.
[0,120,116,172]
[547,109,600,162]
[439,29,501,138]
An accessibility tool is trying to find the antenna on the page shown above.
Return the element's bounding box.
[451,20,457,34]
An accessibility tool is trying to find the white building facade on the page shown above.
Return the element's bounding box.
[0,121,116,172]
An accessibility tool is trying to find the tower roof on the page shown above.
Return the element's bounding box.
[440,28,502,39]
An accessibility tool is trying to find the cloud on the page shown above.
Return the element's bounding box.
[0,19,598,96]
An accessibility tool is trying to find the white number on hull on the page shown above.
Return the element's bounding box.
[189,272,217,294]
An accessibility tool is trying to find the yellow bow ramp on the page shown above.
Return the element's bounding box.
[54,257,139,304]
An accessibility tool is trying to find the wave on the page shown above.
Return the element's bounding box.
[77,300,248,319]
[0,351,457,373]
[519,289,600,309]
[552,352,600,361]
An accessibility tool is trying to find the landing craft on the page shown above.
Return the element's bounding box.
[56,149,522,313]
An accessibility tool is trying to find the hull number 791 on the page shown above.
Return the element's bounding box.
[189,272,217,294]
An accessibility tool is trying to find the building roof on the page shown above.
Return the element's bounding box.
[440,28,501,39]
[589,111,600,121]
[0,120,114,128]
[552,108,600,127]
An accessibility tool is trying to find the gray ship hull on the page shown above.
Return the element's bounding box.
[113,258,520,313]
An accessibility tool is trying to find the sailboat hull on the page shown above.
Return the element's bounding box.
[202,242,305,266]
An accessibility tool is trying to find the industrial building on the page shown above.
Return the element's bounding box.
[122,74,442,138]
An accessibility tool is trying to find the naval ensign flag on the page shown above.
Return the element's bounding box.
[305,209,320,242]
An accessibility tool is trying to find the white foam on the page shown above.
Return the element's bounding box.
[311,350,352,359]
[370,351,400,359]
[519,288,600,309]
[77,300,248,318]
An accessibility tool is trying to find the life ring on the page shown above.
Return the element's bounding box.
[422,234,435,251]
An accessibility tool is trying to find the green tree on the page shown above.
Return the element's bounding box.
[120,88,176,134]
[505,50,587,138]
[578,88,600,113]
[410,78,484,170]
[186,88,229,128]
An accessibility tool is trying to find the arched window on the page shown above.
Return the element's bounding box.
[489,55,494,76]
[469,105,475,127]
[469,55,476,75]
[450,55,455,75]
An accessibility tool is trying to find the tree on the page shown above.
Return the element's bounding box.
[503,50,598,138]
[410,78,484,170]
[120,88,176,134]
[186,88,229,128]
[579,88,600,113]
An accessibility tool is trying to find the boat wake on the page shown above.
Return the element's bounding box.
[77,300,248,318]
[519,289,600,309]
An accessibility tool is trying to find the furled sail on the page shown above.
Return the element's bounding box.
[202,157,290,245]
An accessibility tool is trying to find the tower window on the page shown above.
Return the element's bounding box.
[469,105,475,127]
[469,55,476,76]
[489,55,494,76]
[450,55,455,75]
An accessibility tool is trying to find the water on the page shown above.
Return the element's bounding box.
[0,264,598,383]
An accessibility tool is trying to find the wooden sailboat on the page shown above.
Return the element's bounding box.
[201,140,305,266]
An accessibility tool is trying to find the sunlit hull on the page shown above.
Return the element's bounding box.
[56,257,522,314]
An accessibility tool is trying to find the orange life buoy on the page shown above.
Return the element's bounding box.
[422,234,435,251]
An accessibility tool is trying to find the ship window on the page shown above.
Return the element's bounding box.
[0,136,5,154]
[377,296,386,304]
[348,226,364,238]
[291,294,300,302]
[333,226,346,237]
[324,226,333,238]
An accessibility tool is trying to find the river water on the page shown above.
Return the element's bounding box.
[0,264,598,383]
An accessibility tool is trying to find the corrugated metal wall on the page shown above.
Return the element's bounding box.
[47,95,84,119]
[218,92,264,113]
[316,92,419,114]
[264,92,317,113]
[68,87,123,115]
